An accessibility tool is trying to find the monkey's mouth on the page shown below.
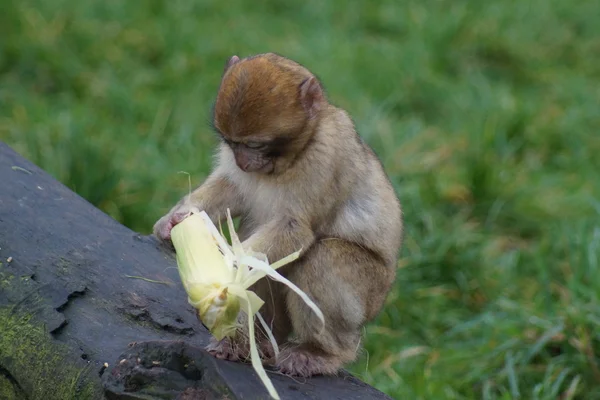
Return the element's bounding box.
[237,159,274,174]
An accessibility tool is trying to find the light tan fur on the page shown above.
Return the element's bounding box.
[153,53,403,377]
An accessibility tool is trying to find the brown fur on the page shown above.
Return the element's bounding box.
[153,53,403,377]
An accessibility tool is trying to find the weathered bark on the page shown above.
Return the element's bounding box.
[0,142,391,400]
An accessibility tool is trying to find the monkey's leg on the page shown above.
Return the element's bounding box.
[206,278,292,363]
[252,276,294,364]
[206,220,293,364]
[276,238,394,377]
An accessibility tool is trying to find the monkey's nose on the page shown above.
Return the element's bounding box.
[234,152,252,171]
[237,160,251,172]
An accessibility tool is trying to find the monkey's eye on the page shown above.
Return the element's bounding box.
[222,138,239,148]
[245,142,267,150]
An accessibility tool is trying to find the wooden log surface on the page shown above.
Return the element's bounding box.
[0,141,392,400]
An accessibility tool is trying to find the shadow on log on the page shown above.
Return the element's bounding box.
[0,142,391,400]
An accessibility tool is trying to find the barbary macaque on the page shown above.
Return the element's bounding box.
[153,53,403,377]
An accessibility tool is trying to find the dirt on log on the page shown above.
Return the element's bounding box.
[0,142,392,400]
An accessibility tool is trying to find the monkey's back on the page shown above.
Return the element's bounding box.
[323,107,403,268]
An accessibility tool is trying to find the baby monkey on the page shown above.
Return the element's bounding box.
[154,53,403,377]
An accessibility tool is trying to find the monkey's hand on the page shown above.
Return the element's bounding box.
[152,203,197,242]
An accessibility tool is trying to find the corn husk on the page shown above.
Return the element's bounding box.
[170,208,324,400]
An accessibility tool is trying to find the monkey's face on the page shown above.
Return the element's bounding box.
[212,54,324,175]
[223,139,275,174]
[218,133,294,174]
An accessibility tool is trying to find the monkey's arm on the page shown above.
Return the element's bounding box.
[153,172,243,241]
[185,173,244,219]
[242,216,316,263]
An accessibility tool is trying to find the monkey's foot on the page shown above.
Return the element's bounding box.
[206,337,250,362]
[258,339,277,365]
[276,346,341,377]
[206,337,278,364]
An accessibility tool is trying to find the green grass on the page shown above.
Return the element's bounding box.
[2,0,600,398]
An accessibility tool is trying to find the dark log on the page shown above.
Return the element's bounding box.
[0,141,391,400]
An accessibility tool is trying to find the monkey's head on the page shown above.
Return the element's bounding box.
[212,53,326,175]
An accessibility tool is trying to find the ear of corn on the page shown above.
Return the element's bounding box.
[170,208,324,400]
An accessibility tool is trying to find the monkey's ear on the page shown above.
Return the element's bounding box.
[299,76,324,118]
[224,55,241,73]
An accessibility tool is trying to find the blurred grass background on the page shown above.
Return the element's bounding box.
[1,0,600,398]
